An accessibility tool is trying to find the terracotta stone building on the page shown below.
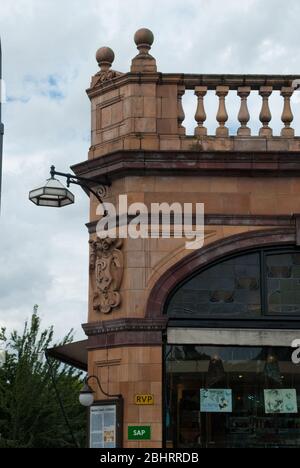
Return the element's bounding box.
[50,29,300,448]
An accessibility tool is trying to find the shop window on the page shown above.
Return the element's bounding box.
[167,248,300,319]
[267,253,300,315]
[165,345,300,448]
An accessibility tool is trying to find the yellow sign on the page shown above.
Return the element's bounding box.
[134,394,154,405]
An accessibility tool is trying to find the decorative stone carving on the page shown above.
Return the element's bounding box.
[93,46,122,87]
[89,238,124,314]
[93,69,122,86]
[97,184,109,200]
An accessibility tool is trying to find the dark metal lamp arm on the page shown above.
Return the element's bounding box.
[50,165,110,207]
[86,374,122,400]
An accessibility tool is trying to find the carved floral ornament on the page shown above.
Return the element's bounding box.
[93,69,122,86]
[89,238,124,315]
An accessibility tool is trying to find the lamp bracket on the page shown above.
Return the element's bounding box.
[50,165,111,206]
[86,374,122,400]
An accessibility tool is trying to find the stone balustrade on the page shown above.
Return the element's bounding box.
[181,76,297,138]
[87,28,300,159]
[165,76,298,138]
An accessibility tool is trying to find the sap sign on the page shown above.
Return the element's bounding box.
[128,426,151,441]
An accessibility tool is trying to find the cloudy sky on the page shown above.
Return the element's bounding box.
[1,0,300,342]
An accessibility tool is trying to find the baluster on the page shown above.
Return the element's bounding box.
[259,86,273,137]
[281,87,294,137]
[194,86,207,137]
[177,86,185,135]
[237,87,251,136]
[216,86,229,137]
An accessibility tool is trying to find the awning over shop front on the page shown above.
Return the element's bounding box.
[46,340,88,371]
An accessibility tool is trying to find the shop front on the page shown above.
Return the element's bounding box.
[165,345,300,448]
[164,247,300,448]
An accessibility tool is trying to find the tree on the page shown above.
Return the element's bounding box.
[0,307,86,448]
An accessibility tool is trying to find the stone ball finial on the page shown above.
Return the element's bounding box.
[96,46,115,70]
[134,28,154,54]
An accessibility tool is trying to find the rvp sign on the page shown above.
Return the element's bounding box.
[134,394,154,405]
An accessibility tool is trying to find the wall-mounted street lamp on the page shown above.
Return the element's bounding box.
[80,375,124,448]
[79,375,122,407]
[29,165,109,208]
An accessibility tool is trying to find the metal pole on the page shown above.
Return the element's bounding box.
[0,36,4,212]
[45,352,80,448]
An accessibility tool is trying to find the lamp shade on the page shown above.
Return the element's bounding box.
[29,177,75,208]
[79,383,95,407]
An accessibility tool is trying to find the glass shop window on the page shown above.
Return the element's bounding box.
[267,253,300,315]
[165,345,300,449]
[167,248,300,319]
[168,252,261,318]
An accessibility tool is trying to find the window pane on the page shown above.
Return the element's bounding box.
[166,345,300,448]
[167,253,261,318]
[267,253,300,315]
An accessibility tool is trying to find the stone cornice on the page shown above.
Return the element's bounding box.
[86,72,161,99]
[83,318,168,349]
[86,214,296,234]
[86,72,300,98]
[72,149,300,182]
[82,317,168,337]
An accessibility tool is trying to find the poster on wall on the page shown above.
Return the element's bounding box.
[90,404,117,448]
[200,389,233,413]
[264,389,298,414]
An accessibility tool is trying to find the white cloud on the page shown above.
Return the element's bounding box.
[0,0,300,340]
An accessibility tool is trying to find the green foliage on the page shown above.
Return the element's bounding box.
[0,309,86,448]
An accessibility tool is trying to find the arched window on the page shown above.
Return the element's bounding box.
[166,247,300,319]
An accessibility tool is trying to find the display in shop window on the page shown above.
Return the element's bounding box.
[200,389,233,413]
[264,389,298,414]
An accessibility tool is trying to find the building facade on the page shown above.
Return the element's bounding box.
[72,29,300,448]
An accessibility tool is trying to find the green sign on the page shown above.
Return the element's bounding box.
[128,426,151,441]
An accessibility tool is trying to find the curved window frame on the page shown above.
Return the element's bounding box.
[165,245,300,326]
